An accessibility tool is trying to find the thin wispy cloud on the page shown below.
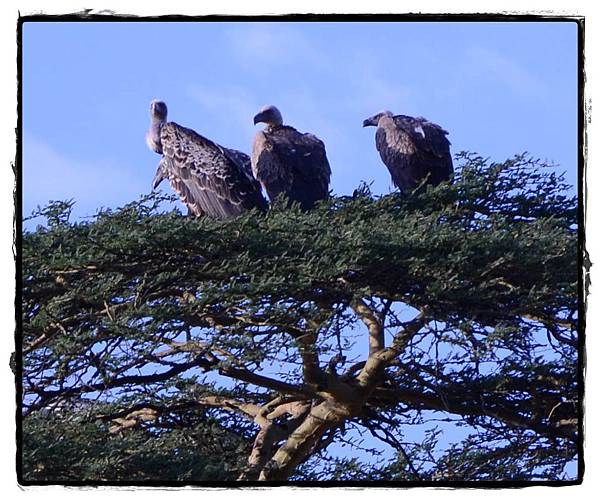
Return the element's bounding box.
[226,24,413,120]
[23,133,150,221]
[333,46,414,116]
[351,71,413,115]
[225,24,327,70]
[187,84,258,127]
[465,46,548,98]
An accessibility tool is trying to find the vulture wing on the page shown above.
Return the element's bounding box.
[252,126,331,210]
[376,115,453,193]
[159,122,267,219]
[221,146,264,190]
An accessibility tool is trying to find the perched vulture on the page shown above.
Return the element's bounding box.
[146,100,268,219]
[363,111,453,194]
[252,105,331,211]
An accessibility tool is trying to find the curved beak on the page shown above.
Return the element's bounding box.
[253,112,266,126]
[363,117,376,127]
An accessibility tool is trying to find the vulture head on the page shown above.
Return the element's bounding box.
[253,105,283,128]
[146,100,168,155]
[362,110,394,127]
[150,99,168,123]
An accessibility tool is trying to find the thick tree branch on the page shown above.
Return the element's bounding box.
[22,158,579,481]
[239,400,311,481]
[351,298,385,355]
[26,354,314,414]
[258,400,350,481]
[296,331,323,387]
[98,396,262,434]
[356,309,430,390]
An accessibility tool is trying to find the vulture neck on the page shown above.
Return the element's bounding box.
[266,123,283,133]
[151,114,166,125]
[378,115,395,129]
[146,120,164,154]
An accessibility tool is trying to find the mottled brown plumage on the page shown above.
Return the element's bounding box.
[252,105,331,211]
[146,100,267,219]
[363,111,453,194]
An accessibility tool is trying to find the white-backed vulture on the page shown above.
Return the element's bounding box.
[252,105,331,211]
[363,111,453,194]
[146,100,268,219]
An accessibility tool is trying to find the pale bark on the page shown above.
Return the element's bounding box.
[356,309,429,390]
[258,400,352,481]
[239,400,311,481]
[235,304,430,481]
[247,306,430,480]
[351,298,385,355]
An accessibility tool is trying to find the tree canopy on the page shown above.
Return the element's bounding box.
[19,152,580,483]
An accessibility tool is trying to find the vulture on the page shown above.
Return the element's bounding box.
[146,100,268,219]
[252,105,331,211]
[363,111,453,194]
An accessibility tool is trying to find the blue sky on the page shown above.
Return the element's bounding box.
[22,21,578,222]
[20,20,580,478]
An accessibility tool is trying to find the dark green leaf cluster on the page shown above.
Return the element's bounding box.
[22,406,249,482]
[23,154,576,336]
[21,153,579,482]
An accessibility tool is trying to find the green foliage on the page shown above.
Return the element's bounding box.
[22,408,249,482]
[23,154,576,338]
[21,153,579,482]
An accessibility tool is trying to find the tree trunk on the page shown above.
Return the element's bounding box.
[258,400,352,481]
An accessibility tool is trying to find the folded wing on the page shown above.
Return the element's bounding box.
[376,115,453,194]
[252,125,331,210]
[159,122,268,219]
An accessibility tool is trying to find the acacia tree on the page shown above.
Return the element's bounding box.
[20,153,580,483]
